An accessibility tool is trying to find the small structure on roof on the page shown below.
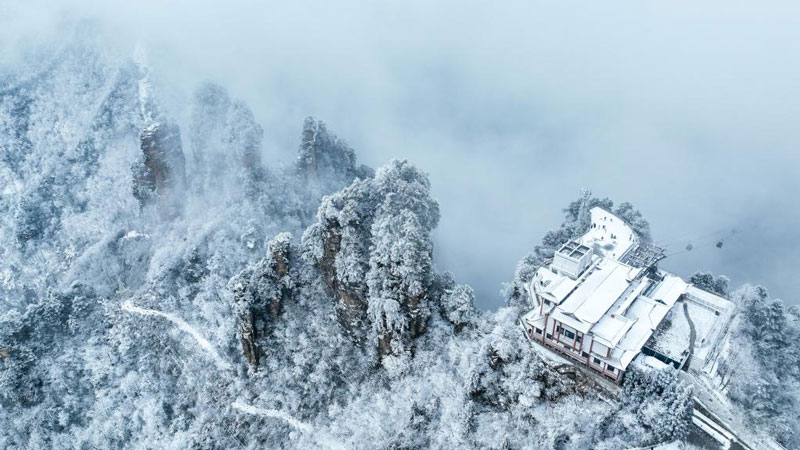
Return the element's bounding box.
[552,240,594,279]
[521,207,734,384]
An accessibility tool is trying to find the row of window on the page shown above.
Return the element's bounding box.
[556,325,583,347]
[537,326,617,376]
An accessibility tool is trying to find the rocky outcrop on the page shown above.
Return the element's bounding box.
[132,121,187,217]
[296,117,373,188]
[406,293,428,338]
[314,219,369,335]
[231,233,294,370]
[303,160,440,360]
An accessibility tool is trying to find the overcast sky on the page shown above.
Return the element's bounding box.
[3,0,799,308]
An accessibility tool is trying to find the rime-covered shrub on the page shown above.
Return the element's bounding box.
[723,285,800,446]
[620,367,694,445]
[302,159,440,358]
[688,271,730,296]
[441,284,477,329]
[1,34,789,450]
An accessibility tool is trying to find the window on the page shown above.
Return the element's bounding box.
[593,357,602,365]
[546,333,552,340]
[607,366,616,374]
[534,328,542,335]
[582,352,589,358]
[562,329,575,340]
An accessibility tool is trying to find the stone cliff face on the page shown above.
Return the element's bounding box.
[188,116,445,370]
[0,37,718,448]
[302,160,440,361]
[132,121,186,217]
[231,233,294,370]
[218,117,384,370]
[297,117,373,188]
[317,219,370,337]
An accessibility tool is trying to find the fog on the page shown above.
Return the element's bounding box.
[3,0,799,308]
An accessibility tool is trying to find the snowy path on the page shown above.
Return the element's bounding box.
[685,371,786,450]
[231,401,313,433]
[232,401,347,450]
[121,300,233,372]
[121,300,346,448]
[682,302,696,371]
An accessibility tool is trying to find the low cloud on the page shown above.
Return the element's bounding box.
[3,0,798,306]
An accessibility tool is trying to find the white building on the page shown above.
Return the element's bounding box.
[521,207,734,383]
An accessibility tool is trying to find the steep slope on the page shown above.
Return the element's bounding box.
[4,37,792,450]
[0,38,376,449]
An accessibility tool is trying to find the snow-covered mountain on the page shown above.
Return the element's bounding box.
[1,37,797,450]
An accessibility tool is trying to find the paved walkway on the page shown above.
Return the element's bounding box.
[682,302,697,371]
[683,371,786,450]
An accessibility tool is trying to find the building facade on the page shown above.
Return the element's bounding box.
[521,207,733,384]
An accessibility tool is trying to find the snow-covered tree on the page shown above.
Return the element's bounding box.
[724,285,800,447]
[230,232,294,370]
[2,33,791,450]
[620,367,694,445]
[297,116,373,190]
[613,201,652,241]
[688,271,730,296]
[567,188,593,238]
[441,284,477,329]
[507,193,652,308]
[303,159,439,360]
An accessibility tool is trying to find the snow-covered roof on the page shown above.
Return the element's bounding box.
[534,257,704,371]
[609,296,673,369]
[632,353,670,371]
[557,240,592,260]
[648,274,687,307]
[521,309,547,328]
[533,267,579,304]
[592,314,634,348]
[580,207,637,260]
[553,258,642,333]
[575,275,682,371]
[522,208,736,374]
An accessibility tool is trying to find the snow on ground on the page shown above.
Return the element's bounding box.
[652,441,682,449]
[232,401,313,433]
[581,207,636,259]
[122,300,338,444]
[121,300,234,372]
[684,300,721,361]
[650,303,691,361]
